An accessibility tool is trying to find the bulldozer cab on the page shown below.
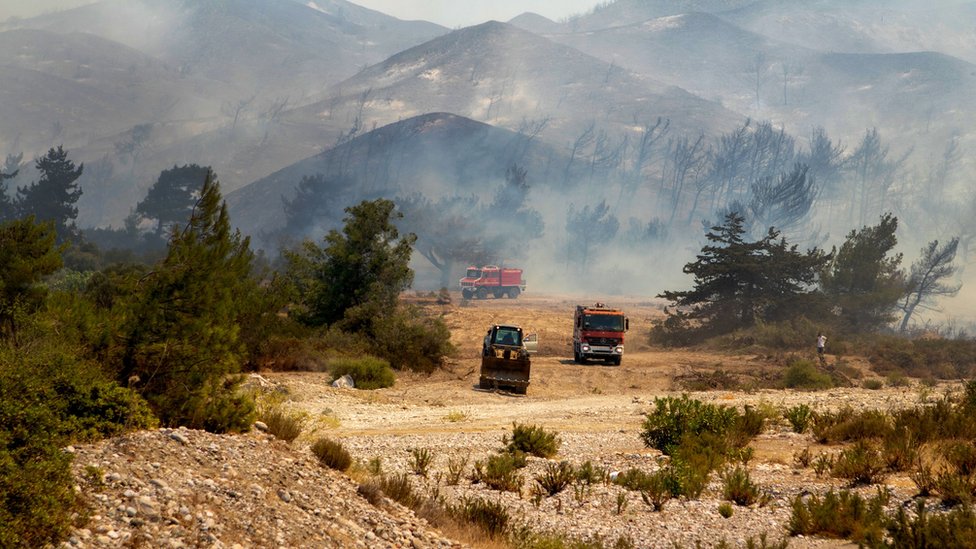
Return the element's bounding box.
[480,324,531,394]
[493,326,521,346]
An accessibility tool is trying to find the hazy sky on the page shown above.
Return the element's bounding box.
[0,0,602,26]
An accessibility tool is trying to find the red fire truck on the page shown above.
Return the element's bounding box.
[573,303,629,365]
[459,265,525,299]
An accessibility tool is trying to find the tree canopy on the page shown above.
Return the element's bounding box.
[656,212,828,343]
[820,213,904,332]
[285,198,415,329]
[0,216,63,345]
[16,146,83,243]
[122,169,255,431]
[136,164,208,237]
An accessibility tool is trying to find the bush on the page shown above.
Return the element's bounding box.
[369,305,455,373]
[862,378,884,390]
[449,496,509,539]
[718,502,734,518]
[721,466,764,506]
[261,408,305,443]
[831,440,888,486]
[639,395,738,455]
[811,407,890,444]
[0,345,156,548]
[783,359,834,390]
[409,447,435,477]
[377,473,418,508]
[788,489,886,544]
[886,500,976,548]
[0,375,79,548]
[574,460,604,486]
[505,423,561,458]
[534,461,575,496]
[446,455,468,486]
[311,437,352,471]
[784,404,812,433]
[868,336,976,379]
[474,453,524,493]
[329,356,395,390]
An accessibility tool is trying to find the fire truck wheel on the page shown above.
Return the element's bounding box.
[507,287,520,298]
[476,288,488,299]
[462,289,473,299]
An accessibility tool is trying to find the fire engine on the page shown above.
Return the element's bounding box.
[573,303,629,365]
[459,265,525,299]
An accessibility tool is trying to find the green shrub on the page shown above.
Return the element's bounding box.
[783,359,834,390]
[934,471,975,507]
[534,461,575,496]
[311,437,352,471]
[718,502,734,518]
[409,447,435,477]
[732,405,766,445]
[639,395,738,455]
[862,378,884,390]
[446,455,468,485]
[0,329,158,548]
[378,473,418,508]
[811,407,890,444]
[329,356,395,390]
[369,305,455,373]
[784,404,812,434]
[574,460,604,486]
[474,453,524,493]
[0,375,79,549]
[449,496,509,539]
[886,500,976,548]
[261,408,305,443]
[788,489,886,544]
[868,336,976,379]
[831,440,888,486]
[639,471,675,511]
[505,423,561,458]
[721,466,764,506]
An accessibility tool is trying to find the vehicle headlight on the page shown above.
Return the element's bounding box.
[581,344,590,352]
[614,346,624,354]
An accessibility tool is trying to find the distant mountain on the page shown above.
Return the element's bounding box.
[284,20,743,150]
[562,0,755,30]
[546,11,976,150]
[0,28,224,155]
[4,0,447,105]
[723,0,976,65]
[225,112,570,241]
[507,12,562,34]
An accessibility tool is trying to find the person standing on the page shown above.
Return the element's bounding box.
[816,332,827,364]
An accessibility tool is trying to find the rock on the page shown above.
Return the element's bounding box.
[169,432,189,445]
[254,421,269,432]
[332,375,355,389]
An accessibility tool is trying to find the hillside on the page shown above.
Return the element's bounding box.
[286,20,742,146]
[224,112,569,241]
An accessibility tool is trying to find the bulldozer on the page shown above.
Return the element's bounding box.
[478,324,536,394]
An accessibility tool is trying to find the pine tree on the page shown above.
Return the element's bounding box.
[16,146,83,243]
[122,169,255,432]
[0,217,63,346]
[658,212,828,340]
[136,164,208,238]
[820,213,904,332]
[285,198,415,328]
[0,161,18,223]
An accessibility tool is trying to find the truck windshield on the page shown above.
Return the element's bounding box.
[466,269,481,278]
[583,314,624,331]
